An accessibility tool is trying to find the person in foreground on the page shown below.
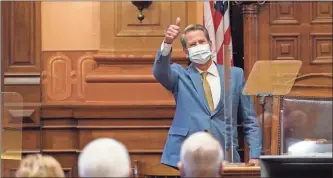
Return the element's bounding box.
[153,17,262,168]
[16,154,65,177]
[78,138,131,177]
[178,132,224,177]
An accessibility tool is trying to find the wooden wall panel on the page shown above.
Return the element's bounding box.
[2,1,41,121]
[1,2,42,177]
[258,1,332,75]
[41,51,97,104]
[246,1,333,156]
[100,1,188,57]
[2,1,41,74]
[79,129,168,150]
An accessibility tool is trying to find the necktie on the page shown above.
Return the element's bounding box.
[201,72,214,112]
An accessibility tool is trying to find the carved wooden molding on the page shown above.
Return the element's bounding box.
[8,109,34,118]
[242,4,260,15]
[42,125,170,129]
[4,77,40,85]
[86,74,156,83]
[310,1,333,24]
[93,55,187,65]
[77,126,170,129]
[41,106,175,118]
[43,100,175,108]
[293,73,332,83]
[309,33,332,64]
[6,108,39,126]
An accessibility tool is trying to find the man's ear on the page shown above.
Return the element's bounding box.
[183,48,189,58]
[209,40,213,52]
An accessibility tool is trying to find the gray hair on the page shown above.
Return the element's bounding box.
[180,132,224,177]
[78,138,131,177]
[180,24,211,48]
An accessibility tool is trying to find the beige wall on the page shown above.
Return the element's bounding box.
[41,2,100,51]
[40,1,203,52]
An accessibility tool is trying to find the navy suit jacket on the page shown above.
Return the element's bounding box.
[152,50,262,168]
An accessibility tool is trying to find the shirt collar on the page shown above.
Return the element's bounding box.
[195,62,219,77]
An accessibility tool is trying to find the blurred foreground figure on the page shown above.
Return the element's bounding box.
[178,132,224,177]
[78,138,131,177]
[16,154,65,177]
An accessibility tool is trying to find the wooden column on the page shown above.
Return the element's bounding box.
[242,4,260,80]
[242,4,260,162]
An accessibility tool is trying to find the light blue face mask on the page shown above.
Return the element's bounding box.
[188,44,212,64]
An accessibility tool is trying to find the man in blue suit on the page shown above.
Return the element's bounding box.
[153,17,262,169]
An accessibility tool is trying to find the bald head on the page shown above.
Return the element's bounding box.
[178,132,224,177]
[78,138,131,177]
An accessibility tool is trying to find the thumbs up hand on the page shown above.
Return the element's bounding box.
[164,17,181,44]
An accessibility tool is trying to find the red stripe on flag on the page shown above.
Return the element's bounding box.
[223,27,231,45]
[217,46,223,65]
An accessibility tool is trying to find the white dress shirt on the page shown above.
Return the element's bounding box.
[160,42,221,109]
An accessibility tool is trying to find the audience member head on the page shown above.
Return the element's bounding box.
[178,132,224,177]
[285,110,308,138]
[16,154,65,177]
[78,138,131,177]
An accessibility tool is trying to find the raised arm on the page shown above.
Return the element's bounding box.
[237,69,262,159]
[152,17,181,93]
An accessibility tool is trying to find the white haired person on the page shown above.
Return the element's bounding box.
[78,138,131,177]
[178,132,224,177]
[16,154,65,177]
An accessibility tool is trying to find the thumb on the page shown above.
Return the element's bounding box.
[175,17,181,26]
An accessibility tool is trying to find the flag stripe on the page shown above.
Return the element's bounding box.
[204,0,233,66]
[204,1,217,62]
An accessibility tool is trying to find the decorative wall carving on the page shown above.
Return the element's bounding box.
[269,2,300,25]
[310,33,332,64]
[311,1,333,24]
[99,1,187,57]
[258,1,332,75]
[271,33,300,60]
[41,51,97,104]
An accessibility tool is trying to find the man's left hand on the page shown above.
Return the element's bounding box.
[247,159,260,166]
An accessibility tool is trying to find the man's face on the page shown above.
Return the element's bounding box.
[184,30,211,58]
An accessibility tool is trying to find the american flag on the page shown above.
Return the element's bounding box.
[204,0,233,66]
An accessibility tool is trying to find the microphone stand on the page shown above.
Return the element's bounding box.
[256,93,272,155]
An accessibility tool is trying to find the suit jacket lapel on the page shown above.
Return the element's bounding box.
[212,65,225,116]
[188,64,211,114]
